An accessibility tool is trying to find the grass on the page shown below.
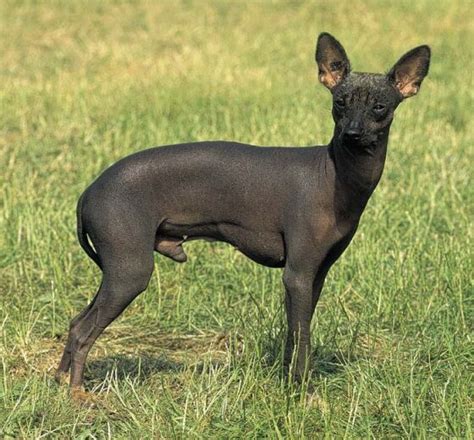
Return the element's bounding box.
[0,0,472,437]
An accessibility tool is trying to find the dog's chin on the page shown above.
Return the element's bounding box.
[342,136,379,152]
[341,136,368,149]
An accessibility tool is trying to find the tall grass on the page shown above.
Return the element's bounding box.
[1,0,472,437]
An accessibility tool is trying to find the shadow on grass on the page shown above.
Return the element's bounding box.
[254,337,363,380]
[312,347,358,377]
[80,332,365,388]
[86,354,184,383]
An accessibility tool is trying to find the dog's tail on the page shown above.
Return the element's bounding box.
[77,192,102,270]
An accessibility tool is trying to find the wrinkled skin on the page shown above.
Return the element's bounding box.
[56,33,430,393]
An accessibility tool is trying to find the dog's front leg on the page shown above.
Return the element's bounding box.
[283,268,314,382]
[282,240,329,382]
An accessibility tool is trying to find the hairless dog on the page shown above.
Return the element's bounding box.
[56,33,430,394]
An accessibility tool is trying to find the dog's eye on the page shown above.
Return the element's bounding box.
[373,103,385,112]
[335,97,345,108]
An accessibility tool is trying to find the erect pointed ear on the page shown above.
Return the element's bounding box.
[388,45,431,99]
[315,32,351,91]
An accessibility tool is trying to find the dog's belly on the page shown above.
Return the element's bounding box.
[218,223,286,268]
[157,220,286,268]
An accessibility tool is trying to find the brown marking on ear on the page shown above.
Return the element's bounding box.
[316,33,351,91]
[388,45,430,99]
[319,60,347,89]
[395,77,420,97]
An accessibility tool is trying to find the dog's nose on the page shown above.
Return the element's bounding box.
[344,122,362,141]
[345,128,361,140]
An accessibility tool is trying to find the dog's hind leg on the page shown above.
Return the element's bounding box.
[56,208,157,392]
[68,246,154,391]
[55,289,100,384]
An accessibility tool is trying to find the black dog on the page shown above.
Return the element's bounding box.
[56,33,430,392]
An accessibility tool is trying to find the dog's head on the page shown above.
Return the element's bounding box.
[315,33,430,149]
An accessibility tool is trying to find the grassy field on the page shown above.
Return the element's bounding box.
[1,0,472,438]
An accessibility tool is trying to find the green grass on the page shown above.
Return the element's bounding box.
[1,0,472,437]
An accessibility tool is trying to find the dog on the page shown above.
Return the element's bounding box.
[56,32,430,393]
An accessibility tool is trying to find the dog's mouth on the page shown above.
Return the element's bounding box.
[341,132,380,149]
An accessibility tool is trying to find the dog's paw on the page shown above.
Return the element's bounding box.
[71,387,98,407]
[305,389,329,412]
[54,370,69,386]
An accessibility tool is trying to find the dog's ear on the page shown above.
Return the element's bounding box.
[315,33,351,91]
[388,45,430,99]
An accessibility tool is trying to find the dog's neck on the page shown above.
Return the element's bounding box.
[328,127,390,212]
